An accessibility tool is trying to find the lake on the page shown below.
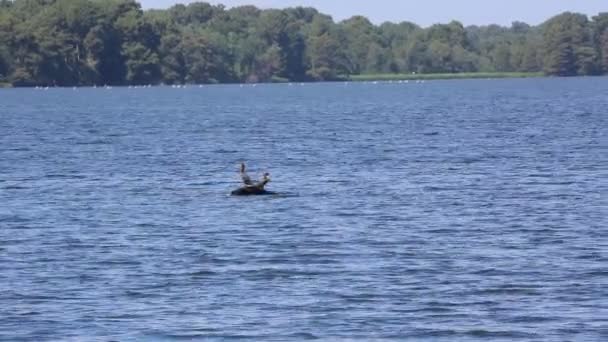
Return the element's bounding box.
[1,78,607,340]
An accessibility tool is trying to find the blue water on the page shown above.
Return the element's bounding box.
[1,78,607,341]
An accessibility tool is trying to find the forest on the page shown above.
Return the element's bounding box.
[0,0,607,86]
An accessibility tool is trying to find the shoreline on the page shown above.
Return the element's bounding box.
[349,72,544,82]
[3,72,606,88]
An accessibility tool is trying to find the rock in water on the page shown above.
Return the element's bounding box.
[230,186,274,196]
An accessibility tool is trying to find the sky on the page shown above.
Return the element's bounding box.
[140,0,607,27]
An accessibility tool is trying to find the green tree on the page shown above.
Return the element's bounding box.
[305,14,348,80]
[341,16,381,74]
[602,31,608,72]
[252,44,282,82]
[84,23,125,85]
[281,19,307,81]
[123,42,160,84]
[159,29,233,84]
[404,36,430,73]
[492,43,512,71]
[307,32,346,80]
[422,21,475,73]
[0,50,9,80]
[9,30,44,86]
[593,13,608,72]
[543,12,599,76]
[380,21,419,72]
[158,32,184,83]
[365,42,389,73]
[1,1,606,86]
[521,38,543,71]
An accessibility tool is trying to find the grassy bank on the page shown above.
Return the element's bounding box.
[0,72,547,88]
[349,72,543,82]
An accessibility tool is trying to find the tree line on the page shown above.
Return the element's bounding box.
[0,0,607,86]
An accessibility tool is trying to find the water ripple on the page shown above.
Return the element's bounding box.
[1,79,606,340]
